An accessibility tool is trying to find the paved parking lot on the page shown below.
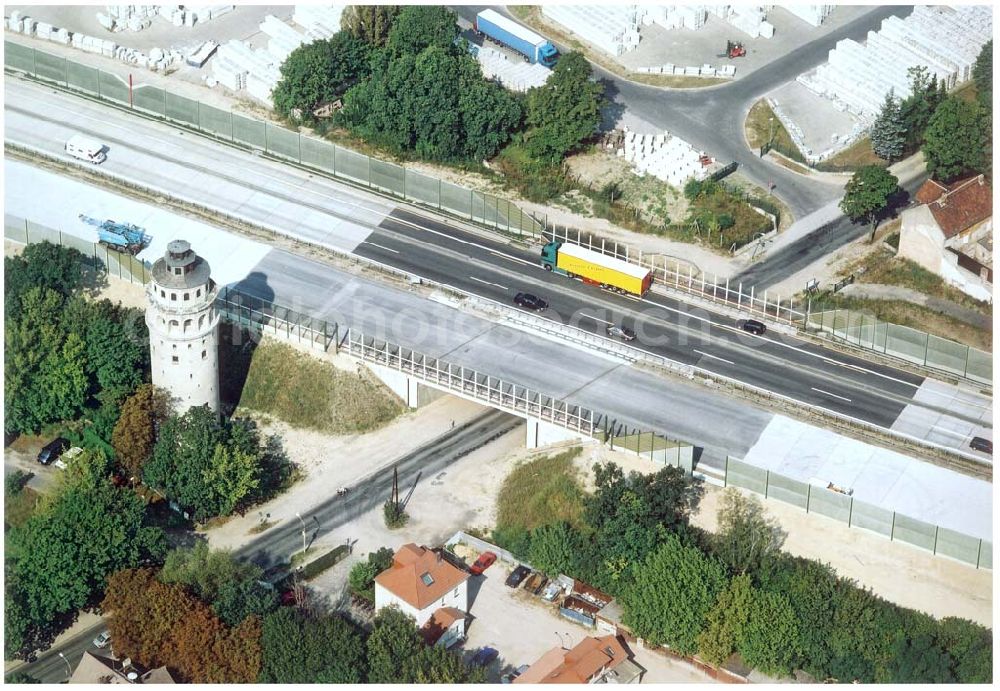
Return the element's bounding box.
[460,561,714,684]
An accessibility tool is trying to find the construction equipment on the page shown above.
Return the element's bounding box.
[726,40,746,59]
[79,214,150,255]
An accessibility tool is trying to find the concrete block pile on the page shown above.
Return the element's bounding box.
[707,5,774,39]
[210,6,345,106]
[618,129,710,188]
[474,45,551,92]
[542,5,641,56]
[636,62,736,78]
[780,5,833,27]
[643,6,707,30]
[797,5,991,123]
[96,6,234,32]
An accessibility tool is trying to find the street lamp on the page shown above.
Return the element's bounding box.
[58,651,72,680]
[768,116,775,146]
[295,512,307,553]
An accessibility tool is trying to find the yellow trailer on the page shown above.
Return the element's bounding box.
[540,241,652,296]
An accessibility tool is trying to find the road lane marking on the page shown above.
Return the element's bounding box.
[363,241,399,253]
[490,250,534,266]
[693,349,735,365]
[811,387,852,403]
[579,314,614,326]
[930,426,972,439]
[469,276,509,290]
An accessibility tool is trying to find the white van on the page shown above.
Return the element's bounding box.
[65,134,107,164]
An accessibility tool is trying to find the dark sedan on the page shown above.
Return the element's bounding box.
[504,565,531,588]
[514,292,548,311]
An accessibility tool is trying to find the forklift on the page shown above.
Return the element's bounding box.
[725,40,746,59]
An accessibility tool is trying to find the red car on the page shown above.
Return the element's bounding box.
[469,551,497,575]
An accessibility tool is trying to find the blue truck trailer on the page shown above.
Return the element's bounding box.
[79,214,151,255]
[474,9,558,67]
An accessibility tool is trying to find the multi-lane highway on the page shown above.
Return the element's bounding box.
[4,77,991,461]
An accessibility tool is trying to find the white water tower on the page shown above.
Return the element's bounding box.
[145,240,220,413]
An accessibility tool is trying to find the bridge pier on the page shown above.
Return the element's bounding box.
[525,418,591,449]
[365,363,443,409]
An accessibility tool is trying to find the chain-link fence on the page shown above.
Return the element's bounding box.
[5,41,543,239]
[725,457,992,569]
[5,214,151,284]
[804,308,992,385]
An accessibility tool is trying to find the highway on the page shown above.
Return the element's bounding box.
[4,77,991,459]
[10,410,519,682]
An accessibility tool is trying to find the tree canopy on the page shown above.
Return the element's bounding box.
[340,5,402,47]
[524,51,606,163]
[272,32,371,118]
[259,608,365,683]
[839,165,899,238]
[871,90,906,162]
[973,40,991,108]
[712,489,784,576]
[922,96,987,182]
[112,384,170,481]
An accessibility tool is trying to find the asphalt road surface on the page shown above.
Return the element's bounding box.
[234,409,519,568]
[6,79,989,458]
[7,619,108,683]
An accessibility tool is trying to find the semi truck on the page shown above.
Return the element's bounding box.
[474,9,558,67]
[540,241,653,297]
[79,214,151,255]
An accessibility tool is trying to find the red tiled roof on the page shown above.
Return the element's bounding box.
[374,544,469,611]
[916,176,992,239]
[419,606,465,646]
[514,635,630,684]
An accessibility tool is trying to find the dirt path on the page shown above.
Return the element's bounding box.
[693,485,992,627]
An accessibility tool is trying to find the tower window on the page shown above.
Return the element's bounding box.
[174,267,182,276]
[202,350,207,360]
[172,356,179,363]
[170,293,177,301]
[183,292,190,301]
[196,288,202,297]
[160,289,165,298]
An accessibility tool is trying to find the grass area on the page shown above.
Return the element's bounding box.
[847,248,992,314]
[236,341,404,435]
[496,447,586,532]
[815,294,991,351]
[4,487,42,531]
[745,100,804,161]
[772,154,813,176]
[508,6,728,88]
[814,135,887,173]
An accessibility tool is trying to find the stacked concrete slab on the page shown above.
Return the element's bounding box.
[260,14,307,62]
[643,5,707,30]
[542,5,641,56]
[797,5,991,122]
[618,129,709,188]
[291,4,345,40]
[474,45,551,92]
[780,4,833,27]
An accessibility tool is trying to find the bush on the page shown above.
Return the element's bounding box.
[5,469,31,497]
[383,501,408,529]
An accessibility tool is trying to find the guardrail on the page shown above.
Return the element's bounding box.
[725,457,992,570]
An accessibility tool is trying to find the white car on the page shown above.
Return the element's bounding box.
[93,631,111,648]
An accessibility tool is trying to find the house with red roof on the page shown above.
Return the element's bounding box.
[513,634,643,684]
[898,175,992,302]
[374,543,469,647]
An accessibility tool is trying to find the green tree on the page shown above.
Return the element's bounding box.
[259,608,365,683]
[839,165,900,240]
[923,96,986,181]
[4,242,84,321]
[341,5,402,47]
[4,672,41,684]
[618,534,727,654]
[697,573,753,666]
[4,581,33,660]
[348,547,395,602]
[739,588,800,677]
[973,40,991,108]
[712,489,784,576]
[366,607,423,683]
[385,5,459,56]
[936,617,992,683]
[458,68,524,162]
[870,89,906,162]
[885,632,955,683]
[78,299,148,398]
[524,51,605,163]
[203,443,260,517]
[112,384,169,481]
[899,66,943,150]
[272,33,371,118]
[212,577,278,627]
[408,644,487,683]
[7,481,165,645]
[527,522,581,577]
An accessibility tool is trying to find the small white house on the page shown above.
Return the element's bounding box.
[374,544,469,642]
[897,175,993,303]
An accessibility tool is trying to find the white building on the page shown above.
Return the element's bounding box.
[898,176,992,303]
[145,240,221,413]
[374,544,469,640]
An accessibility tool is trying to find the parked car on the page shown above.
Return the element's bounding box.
[736,318,767,335]
[502,663,531,682]
[606,324,636,341]
[505,564,531,588]
[93,631,111,649]
[471,646,499,667]
[970,436,993,454]
[513,292,548,311]
[37,437,70,465]
[469,551,498,576]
